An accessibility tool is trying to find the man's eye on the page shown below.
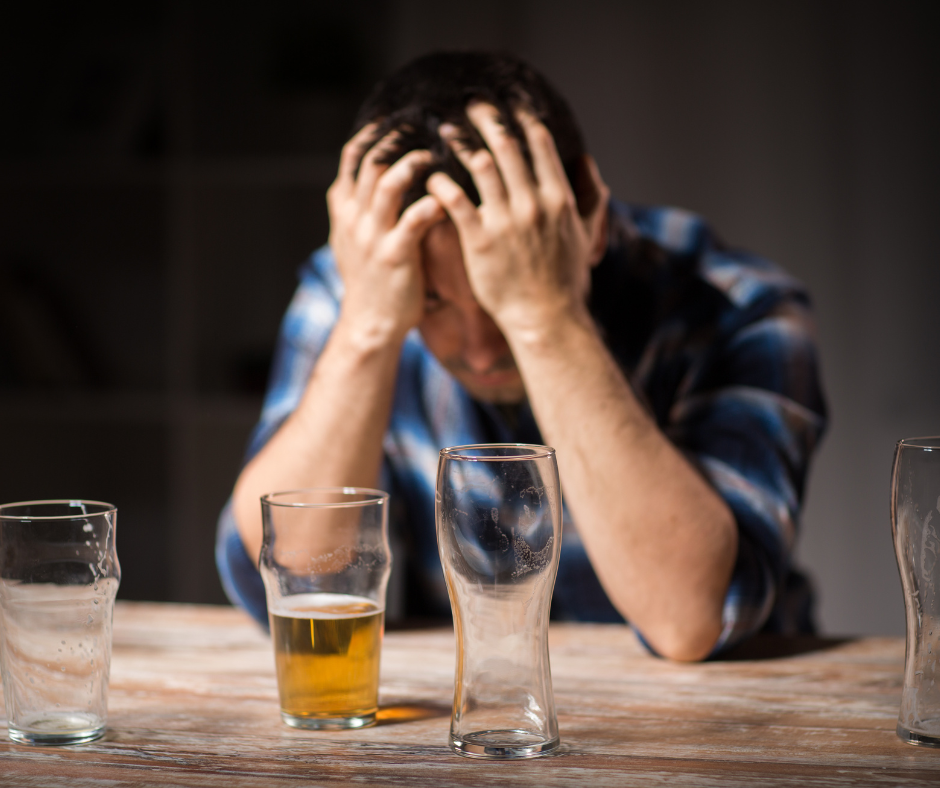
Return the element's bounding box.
[424,292,444,313]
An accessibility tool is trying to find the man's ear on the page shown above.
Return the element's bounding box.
[573,154,599,217]
[588,205,609,267]
[575,154,610,266]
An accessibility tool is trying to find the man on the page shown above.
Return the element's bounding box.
[216,52,826,661]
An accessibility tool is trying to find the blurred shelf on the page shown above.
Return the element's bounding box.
[0,156,338,189]
[0,391,263,427]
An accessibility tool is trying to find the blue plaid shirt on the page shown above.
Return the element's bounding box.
[216,199,826,656]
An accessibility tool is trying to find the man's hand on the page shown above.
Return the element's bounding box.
[426,103,609,339]
[327,123,445,344]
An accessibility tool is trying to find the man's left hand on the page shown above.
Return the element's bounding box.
[426,103,609,339]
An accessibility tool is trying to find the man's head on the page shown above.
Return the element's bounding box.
[348,52,603,404]
[351,51,594,214]
[419,217,526,403]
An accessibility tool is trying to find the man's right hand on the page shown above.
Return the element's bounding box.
[326,123,445,345]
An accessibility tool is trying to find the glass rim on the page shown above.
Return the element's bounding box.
[0,499,117,521]
[260,487,389,509]
[440,443,556,462]
[897,436,940,450]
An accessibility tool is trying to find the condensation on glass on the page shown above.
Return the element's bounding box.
[0,500,120,746]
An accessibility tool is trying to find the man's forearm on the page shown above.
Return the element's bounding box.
[507,311,738,661]
[231,316,404,565]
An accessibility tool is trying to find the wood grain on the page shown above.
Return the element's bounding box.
[1,602,937,787]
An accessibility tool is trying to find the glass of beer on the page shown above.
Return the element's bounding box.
[260,488,390,730]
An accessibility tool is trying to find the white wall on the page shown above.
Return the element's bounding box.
[387,0,940,636]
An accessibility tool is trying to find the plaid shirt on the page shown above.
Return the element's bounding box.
[216,199,827,656]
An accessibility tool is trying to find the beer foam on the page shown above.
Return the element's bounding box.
[271,593,382,620]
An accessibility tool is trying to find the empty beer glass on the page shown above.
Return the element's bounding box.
[260,488,391,730]
[436,444,562,759]
[0,500,120,745]
[892,437,940,747]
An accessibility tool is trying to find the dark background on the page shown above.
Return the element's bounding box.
[1,0,937,635]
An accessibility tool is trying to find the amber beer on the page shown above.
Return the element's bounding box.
[270,592,384,727]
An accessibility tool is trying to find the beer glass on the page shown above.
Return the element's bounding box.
[260,488,391,730]
[436,444,562,759]
[892,437,940,747]
[0,500,120,745]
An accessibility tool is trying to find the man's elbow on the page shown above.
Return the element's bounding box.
[646,616,724,663]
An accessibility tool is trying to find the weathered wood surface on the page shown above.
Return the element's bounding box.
[1,602,937,787]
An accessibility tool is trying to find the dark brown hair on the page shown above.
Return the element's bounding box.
[352,51,589,209]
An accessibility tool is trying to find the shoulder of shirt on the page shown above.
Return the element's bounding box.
[274,245,345,347]
[298,244,344,301]
[609,198,809,311]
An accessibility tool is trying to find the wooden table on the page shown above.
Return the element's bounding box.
[1,602,938,787]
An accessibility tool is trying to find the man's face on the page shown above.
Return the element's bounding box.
[417,219,527,404]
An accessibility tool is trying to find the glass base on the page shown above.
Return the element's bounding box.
[450,729,559,759]
[897,722,940,748]
[8,712,105,746]
[281,711,376,730]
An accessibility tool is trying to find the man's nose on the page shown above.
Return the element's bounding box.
[462,310,510,373]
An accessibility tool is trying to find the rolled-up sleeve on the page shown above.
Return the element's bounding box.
[216,499,269,628]
[668,294,827,655]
